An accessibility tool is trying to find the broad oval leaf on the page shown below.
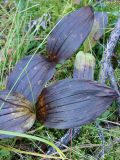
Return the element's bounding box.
[7,55,56,103]
[0,90,36,139]
[36,79,118,129]
[84,12,108,52]
[47,6,94,63]
[73,51,95,80]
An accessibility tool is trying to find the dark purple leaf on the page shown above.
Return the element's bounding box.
[6,55,56,103]
[84,12,108,52]
[37,79,118,129]
[0,90,35,139]
[93,12,108,40]
[47,6,94,63]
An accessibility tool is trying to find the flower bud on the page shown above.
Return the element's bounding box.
[73,51,95,80]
